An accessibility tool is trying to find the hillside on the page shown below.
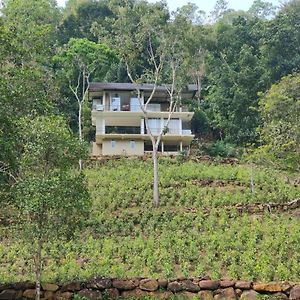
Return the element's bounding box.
[1,158,299,283]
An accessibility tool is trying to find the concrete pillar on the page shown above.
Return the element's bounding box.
[103,119,106,134]
[179,118,182,135]
[96,117,105,134]
[161,141,164,154]
[140,118,144,134]
[180,141,183,152]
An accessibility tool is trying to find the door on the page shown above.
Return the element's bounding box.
[111,96,120,111]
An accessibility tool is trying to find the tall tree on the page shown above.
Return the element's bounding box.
[14,115,90,300]
[248,0,277,19]
[58,0,114,44]
[209,0,230,23]
[260,0,300,83]
[257,73,300,171]
[54,38,117,168]
[108,1,200,206]
[0,0,60,196]
[1,0,59,64]
[205,17,267,144]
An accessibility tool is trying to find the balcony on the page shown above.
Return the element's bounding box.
[96,127,192,136]
[92,103,189,113]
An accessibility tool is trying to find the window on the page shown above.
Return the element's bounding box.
[130,140,136,149]
[111,140,116,148]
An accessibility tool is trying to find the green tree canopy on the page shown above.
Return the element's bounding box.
[258,73,300,171]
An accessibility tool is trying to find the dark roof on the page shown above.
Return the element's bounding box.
[89,82,198,93]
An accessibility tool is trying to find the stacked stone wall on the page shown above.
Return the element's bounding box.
[1,278,300,299]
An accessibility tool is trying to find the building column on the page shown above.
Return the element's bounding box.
[102,119,105,134]
[179,118,182,135]
[180,141,183,152]
[140,118,144,134]
[161,141,164,154]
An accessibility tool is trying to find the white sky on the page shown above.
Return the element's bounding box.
[56,0,282,13]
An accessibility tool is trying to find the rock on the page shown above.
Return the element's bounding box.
[181,280,200,292]
[112,279,137,290]
[139,279,158,291]
[168,281,184,292]
[61,292,73,299]
[61,282,81,292]
[290,285,300,300]
[199,280,219,290]
[235,281,252,290]
[0,284,13,290]
[235,289,243,297]
[198,290,214,300]
[104,288,119,299]
[78,289,102,300]
[121,289,149,298]
[213,288,237,300]
[44,291,54,300]
[15,291,23,300]
[13,282,35,290]
[281,282,292,293]
[272,292,289,299]
[42,283,59,292]
[253,283,282,293]
[87,278,112,290]
[176,291,198,299]
[0,289,17,300]
[148,291,173,299]
[240,290,260,300]
[220,280,236,288]
[158,279,168,288]
[23,289,37,299]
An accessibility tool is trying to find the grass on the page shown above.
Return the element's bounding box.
[0,158,299,283]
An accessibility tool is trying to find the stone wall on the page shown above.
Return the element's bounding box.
[1,278,300,300]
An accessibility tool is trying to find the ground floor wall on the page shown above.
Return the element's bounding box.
[2,278,300,299]
[92,138,192,157]
[102,140,144,156]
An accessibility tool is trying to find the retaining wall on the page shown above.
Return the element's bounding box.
[1,277,300,299]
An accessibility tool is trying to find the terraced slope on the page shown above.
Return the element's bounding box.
[0,158,299,283]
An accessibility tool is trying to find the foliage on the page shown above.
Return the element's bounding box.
[18,115,87,174]
[54,38,117,142]
[14,171,90,240]
[196,141,239,158]
[260,0,300,82]
[12,115,91,299]
[205,17,267,144]
[257,73,300,171]
[1,0,59,64]
[1,159,299,283]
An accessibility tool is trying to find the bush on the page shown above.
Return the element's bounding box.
[197,141,239,158]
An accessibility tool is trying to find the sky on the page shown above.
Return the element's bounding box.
[56,0,282,13]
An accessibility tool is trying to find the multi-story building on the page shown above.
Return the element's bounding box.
[89,82,196,156]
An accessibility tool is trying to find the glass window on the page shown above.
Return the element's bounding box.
[130,140,135,149]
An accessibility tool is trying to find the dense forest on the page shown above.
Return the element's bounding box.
[1,0,300,181]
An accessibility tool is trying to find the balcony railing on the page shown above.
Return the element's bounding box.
[96,127,192,135]
[93,104,189,112]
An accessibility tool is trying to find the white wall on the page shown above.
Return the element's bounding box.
[102,140,144,156]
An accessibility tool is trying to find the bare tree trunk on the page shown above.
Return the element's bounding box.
[35,240,42,300]
[78,103,83,170]
[152,143,160,207]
